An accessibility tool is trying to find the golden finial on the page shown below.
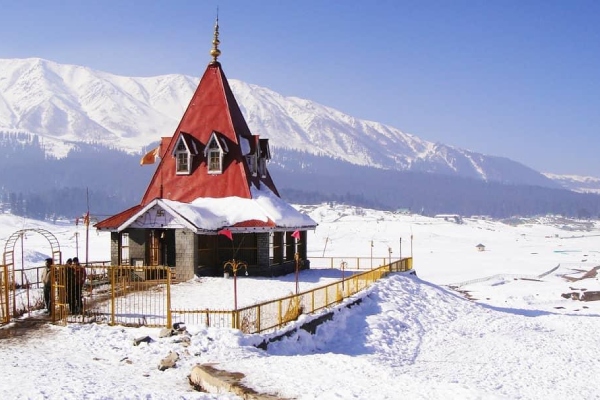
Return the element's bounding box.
[209,11,221,64]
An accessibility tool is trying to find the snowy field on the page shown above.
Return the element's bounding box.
[1,204,600,399]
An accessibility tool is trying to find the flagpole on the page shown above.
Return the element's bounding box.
[85,187,90,266]
[159,142,163,198]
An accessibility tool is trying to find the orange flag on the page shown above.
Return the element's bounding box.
[140,146,159,166]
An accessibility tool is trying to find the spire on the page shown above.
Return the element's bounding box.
[209,12,221,64]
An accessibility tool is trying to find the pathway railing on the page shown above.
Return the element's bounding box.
[171,256,413,333]
[2,257,413,331]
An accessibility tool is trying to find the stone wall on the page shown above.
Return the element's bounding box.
[128,229,146,265]
[257,232,270,267]
[110,232,119,265]
[175,229,197,281]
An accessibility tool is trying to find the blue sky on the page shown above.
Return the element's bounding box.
[1,0,600,176]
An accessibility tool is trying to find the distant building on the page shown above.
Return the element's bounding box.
[394,208,411,215]
[95,19,317,280]
[434,214,463,224]
[476,244,486,252]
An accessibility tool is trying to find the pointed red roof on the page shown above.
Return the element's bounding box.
[141,61,278,205]
[96,23,315,233]
[96,61,295,231]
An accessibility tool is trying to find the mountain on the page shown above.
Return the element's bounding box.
[542,173,600,194]
[4,57,600,219]
[0,57,558,188]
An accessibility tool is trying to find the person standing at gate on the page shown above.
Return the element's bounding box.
[64,258,76,313]
[72,257,87,314]
[41,257,53,313]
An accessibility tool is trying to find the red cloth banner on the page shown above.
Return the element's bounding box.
[291,230,301,240]
[218,228,233,241]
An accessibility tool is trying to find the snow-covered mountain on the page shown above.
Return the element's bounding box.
[542,173,600,194]
[0,57,555,186]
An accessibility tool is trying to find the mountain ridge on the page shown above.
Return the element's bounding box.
[0,57,564,189]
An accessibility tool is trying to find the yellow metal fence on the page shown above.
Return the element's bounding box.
[52,265,171,327]
[1,264,8,324]
[2,257,412,331]
[171,257,413,333]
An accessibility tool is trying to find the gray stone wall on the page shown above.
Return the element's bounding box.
[110,232,119,265]
[175,229,197,281]
[257,233,270,267]
[128,229,146,265]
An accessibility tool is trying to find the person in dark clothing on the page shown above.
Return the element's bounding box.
[41,258,53,313]
[72,257,87,314]
[64,258,76,313]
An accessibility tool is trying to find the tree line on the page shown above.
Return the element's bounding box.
[270,149,600,219]
[2,132,600,221]
[0,132,153,220]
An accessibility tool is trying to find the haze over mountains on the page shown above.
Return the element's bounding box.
[1,57,600,218]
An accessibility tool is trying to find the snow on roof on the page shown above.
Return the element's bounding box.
[120,184,316,232]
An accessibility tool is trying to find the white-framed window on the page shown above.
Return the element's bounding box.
[205,133,227,174]
[208,142,221,173]
[175,140,190,174]
[121,232,130,266]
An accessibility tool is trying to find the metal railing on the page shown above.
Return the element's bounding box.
[1,264,8,324]
[63,265,172,327]
[2,257,413,331]
[309,256,390,270]
[172,257,413,333]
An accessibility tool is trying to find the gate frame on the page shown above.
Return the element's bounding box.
[1,264,8,324]
[2,228,62,319]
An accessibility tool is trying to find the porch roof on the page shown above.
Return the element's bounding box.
[102,184,316,233]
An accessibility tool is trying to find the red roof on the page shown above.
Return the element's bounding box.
[96,60,286,231]
[141,62,278,205]
[95,204,143,230]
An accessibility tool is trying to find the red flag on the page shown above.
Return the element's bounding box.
[218,228,233,241]
[291,230,301,240]
[140,146,159,166]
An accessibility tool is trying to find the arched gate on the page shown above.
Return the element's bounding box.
[1,229,62,323]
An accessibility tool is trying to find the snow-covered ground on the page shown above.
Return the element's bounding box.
[1,204,600,399]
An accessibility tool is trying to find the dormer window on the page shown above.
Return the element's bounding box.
[204,132,228,175]
[258,138,271,179]
[172,133,197,175]
[176,142,189,173]
[246,153,258,176]
[258,157,267,178]
[208,142,221,172]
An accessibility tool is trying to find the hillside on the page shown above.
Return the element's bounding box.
[0,57,557,187]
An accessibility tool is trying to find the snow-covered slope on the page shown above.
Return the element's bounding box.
[0,57,554,186]
[543,172,600,194]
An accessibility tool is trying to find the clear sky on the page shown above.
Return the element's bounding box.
[1,0,599,176]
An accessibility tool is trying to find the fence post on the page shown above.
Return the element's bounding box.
[256,305,261,333]
[110,266,116,326]
[1,265,8,324]
[278,299,282,327]
[166,267,172,329]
